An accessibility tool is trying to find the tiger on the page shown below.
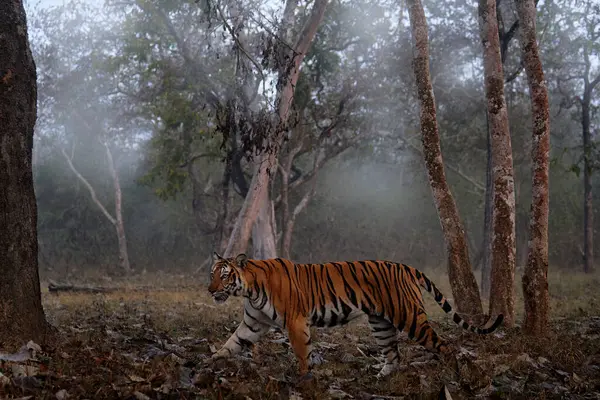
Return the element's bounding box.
[207,253,503,380]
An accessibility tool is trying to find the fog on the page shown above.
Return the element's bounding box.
[23,0,599,280]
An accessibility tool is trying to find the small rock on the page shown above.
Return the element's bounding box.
[55,389,69,400]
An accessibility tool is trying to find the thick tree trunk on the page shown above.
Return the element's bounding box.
[213,153,232,253]
[481,124,493,299]
[407,0,484,318]
[105,144,131,273]
[582,98,594,273]
[279,143,303,259]
[224,0,329,258]
[515,0,551,336]
[252,195,278,259]
[478,0,517,327]
[0,0,51,350]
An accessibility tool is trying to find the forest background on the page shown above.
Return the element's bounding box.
[25,0,599,292]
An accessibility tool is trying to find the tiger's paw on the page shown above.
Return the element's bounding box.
[295,372,315,387]
[204,348,230,366]
[309,351,325,366]
[376,363,398,380]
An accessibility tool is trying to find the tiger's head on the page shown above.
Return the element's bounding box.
[208,252,248,304]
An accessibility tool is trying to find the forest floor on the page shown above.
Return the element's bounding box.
[1,269,599,400]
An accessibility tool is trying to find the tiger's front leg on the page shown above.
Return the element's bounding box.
[211,306,270,361]
[286,317,314,381]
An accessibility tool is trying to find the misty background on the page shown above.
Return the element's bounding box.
[23,0,599,280]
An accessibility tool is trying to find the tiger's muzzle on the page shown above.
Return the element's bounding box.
[212,291,229,304]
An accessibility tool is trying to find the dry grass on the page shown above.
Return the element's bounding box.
[1,269,599,399]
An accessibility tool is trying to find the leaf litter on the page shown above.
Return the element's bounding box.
[0,274,599,399]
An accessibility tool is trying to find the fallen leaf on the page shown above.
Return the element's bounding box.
[128,374,146,383]
[0,372,10,387]
[12,363,39,377]
[133,391,151,400]
[328,388,353,399]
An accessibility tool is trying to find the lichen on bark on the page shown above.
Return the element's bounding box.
[478,0,517,327]
[515,0,551,336]
[407,0,483,319]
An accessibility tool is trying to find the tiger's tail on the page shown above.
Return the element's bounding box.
[414,268,503,334]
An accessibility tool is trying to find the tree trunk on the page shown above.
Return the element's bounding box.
[478,0,517,327]
[481,122,493,299]
[0,0,51,351]
[224,0,329,258]
[515,0,551,336]
[105,143,131,273]
[252,194,278,259]
[213,152,233,253]
[407,0,484,318]
[582,97,594,273]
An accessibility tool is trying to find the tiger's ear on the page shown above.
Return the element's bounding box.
[235,253,248,268]
[213,252,224,262]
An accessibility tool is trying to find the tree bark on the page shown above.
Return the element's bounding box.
[407,0,484,318]
[515,0,550,336]
[224,0,329,258]
[0,0,51,350]
[577,6,599,273]
[582,96,594,273]
[251,194,278,259]
[481,122,493,299]
[478,0,517,327]
[104,143,131,273]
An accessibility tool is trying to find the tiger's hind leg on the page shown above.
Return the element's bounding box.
[405,310,450,354]
[368,315,400,379]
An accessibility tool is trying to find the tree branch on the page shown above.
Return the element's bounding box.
[590,73,600,91]
[212,0,265,83]
[135,0,221,108]
[179,152,222,168]
[61,147,116,226]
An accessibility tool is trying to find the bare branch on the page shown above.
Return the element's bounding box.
[61,147,116,226]
[212,0,266,83]
[590,73,600,91]
[505,61,524,83]
[179,152,222,168]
